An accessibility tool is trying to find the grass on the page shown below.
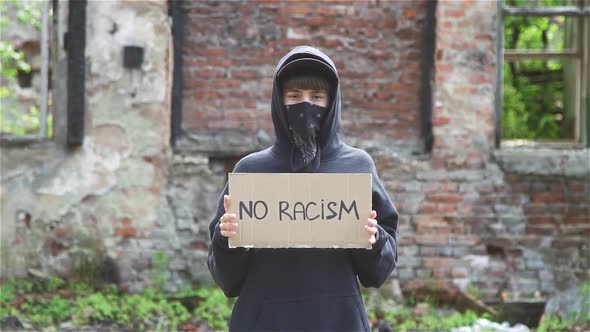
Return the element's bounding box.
[0,277,233,331]
[362,283,590,332]
[1,277,588,331]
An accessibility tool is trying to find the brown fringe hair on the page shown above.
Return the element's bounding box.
[281,74,331,92]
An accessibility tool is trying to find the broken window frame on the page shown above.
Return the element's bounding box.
[1,0,87,146]
[495,0,590,147]
[1,0,51,143]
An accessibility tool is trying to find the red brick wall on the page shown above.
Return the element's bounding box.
[514,176,590,275]
[182,0,426,147]
[518,178,589,239]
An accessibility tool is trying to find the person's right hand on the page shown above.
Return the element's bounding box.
[219,195,238,238]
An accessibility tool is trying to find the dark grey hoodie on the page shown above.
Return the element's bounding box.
[208,46,398,331]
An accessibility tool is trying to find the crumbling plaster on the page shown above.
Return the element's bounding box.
[1,0,173,282]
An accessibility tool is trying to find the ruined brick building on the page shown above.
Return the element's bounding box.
[1,0,588,316]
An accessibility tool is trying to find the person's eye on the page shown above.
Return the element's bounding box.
[287,93,301,99]
[313,94,326,100]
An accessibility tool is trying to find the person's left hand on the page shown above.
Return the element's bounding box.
[366,210,378,245]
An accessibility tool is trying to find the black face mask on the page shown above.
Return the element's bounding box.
[285,102,328,166]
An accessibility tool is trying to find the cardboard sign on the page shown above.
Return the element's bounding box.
[228,173,372,249]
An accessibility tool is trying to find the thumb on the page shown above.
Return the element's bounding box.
[224,195,231,213]
[370,210,377,219]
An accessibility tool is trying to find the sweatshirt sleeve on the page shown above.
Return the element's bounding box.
[350,158,398,288]
[207,165,253,298]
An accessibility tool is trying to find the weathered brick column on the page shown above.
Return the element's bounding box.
[433,0,496,168]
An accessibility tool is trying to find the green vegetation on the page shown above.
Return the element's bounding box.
[0,250,234,330]
[537,282,590,332]
[152,251,170,293]
[2,277,589,331]
[538,315,588,332]
[385,307,484,332]
[0,277,226,331]
[0,0,42,29]
[70,287,192,331]
[0,0,52,137]
[3,250,588,332]
[503,0,575,140]
[193,287,235,330]
[362,288,493,332]
[3,277,492,332]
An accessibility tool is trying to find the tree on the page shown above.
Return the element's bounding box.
[502,0,574,140]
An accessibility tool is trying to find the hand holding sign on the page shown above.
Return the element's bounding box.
[219,195,238,238]
[366,210,378,245]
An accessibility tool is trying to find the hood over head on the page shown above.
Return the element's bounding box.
[270,46,343,172]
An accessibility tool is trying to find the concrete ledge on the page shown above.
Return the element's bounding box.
[174,130,271,157]
[493,140,590,177]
